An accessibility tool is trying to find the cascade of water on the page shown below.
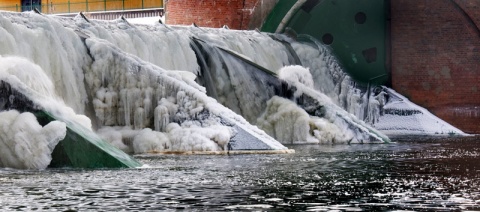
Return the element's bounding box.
[190,38,281,124]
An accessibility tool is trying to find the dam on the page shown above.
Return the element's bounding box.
[0,0,478,210]
[0,8,466,168]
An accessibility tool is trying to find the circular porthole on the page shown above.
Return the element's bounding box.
[322,33,333,45]
[355,12,366,24]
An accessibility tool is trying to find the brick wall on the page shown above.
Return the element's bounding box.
[166,0,241,29]
[391,0,480,133]
[165,0,261,29]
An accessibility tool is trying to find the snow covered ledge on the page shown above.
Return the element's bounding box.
[373,87,467,137]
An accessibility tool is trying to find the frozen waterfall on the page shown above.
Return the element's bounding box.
[0,11,465,169]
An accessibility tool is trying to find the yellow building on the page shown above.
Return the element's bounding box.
[0,0,21,12]
[0,0,163,14]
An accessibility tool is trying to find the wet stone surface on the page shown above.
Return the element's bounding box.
[0,137,479,211]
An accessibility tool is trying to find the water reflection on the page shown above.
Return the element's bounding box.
[0,138,479,211]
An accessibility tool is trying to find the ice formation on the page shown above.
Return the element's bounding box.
[278,65,315,89]
[290,35,366,115]
[84,36,284,152]
[126,16,165,26]
[0,110,66,169]
[0,9,465,170]
[278,66,390,143]
[290,35,465,136]
[257,96,348,144]
[190,38,389,143]
[0,56,70,169]
[0,11,287,165]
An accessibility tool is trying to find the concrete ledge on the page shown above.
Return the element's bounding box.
[135,149,295,156]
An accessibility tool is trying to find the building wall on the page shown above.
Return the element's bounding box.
[0,0,21,11]
[166,0,243,28]
[56,0,162,14]
[245,0,278,29]
[391,0,480,133]
[166,0,275,29]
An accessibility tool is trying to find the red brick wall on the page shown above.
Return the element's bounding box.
[391,0,480,133]
[166,0,259,29]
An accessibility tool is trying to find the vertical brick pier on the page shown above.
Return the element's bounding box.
[391,0,480,133]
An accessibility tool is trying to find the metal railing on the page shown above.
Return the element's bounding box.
[0,0,162,15]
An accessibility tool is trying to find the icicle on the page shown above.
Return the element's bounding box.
[134,107,145,130]
[104,90,117,126]
[119,89,130,126]
[154,105,169,132]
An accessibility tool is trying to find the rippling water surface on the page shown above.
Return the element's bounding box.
[1,137,479,211]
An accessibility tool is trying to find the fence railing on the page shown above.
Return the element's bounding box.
[0,0,163,15]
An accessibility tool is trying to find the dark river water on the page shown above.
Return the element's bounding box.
[1,137,479,211]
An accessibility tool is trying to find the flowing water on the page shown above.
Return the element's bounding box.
[1,137,479,211]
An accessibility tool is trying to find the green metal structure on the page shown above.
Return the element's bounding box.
[262,0,389,85]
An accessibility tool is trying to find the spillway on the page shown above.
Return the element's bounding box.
[0,11,464,169]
